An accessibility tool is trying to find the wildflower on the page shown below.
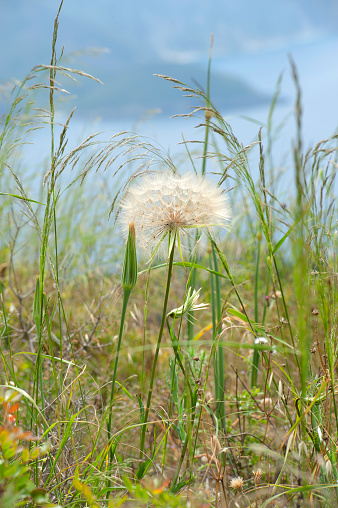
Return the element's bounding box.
[253,468,263,485]
[119,171,231,256]
[254,337,269,346]
[167,287,208,319]
[230,476,244,491]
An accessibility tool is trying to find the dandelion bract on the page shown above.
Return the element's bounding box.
[119,171,231,255]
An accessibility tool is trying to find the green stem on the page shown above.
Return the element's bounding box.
[201,33,213,176]
[172,428,189,485]
[139,240,176,458]
[107,288,132,462]
[212,245,226,430]
[187,266,196,342]
[251,235,261,388]
[273,256,301,375]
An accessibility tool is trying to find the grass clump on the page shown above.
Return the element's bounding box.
[1,2,338,507]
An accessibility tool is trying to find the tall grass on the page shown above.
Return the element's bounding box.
[1,2,338,507]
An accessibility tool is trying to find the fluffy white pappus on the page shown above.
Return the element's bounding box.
[118,172,231,255]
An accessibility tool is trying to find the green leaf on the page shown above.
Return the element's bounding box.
[272,216,302,254]
[169,477,192,494]
[0,192,46,206]
[135,458,152,480]
[31,488,49,502]
[115,381,136,404]
[227,308,265,335]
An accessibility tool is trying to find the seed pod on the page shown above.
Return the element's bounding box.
[121,222,138,291]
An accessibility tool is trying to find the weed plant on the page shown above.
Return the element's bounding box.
[1,2,338,507]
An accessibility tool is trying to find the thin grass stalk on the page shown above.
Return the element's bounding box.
[172,433,189,485]
[107,287,132,461]
[141,268,151,401]
[261,272,271,326]
[210,238,255,335]
[0,294,14,376]
[201,34,213,177]
[209,249,219,406]
[212,245,226,431]
[139,235,176,459]
[187,267,196,342]
[161,360,176,477]
[187,34,212,346]
[251,233,261,388]
[181,267,198,468]
[167,310,196,481]
[187,37,213,340]
[272,257,300,372]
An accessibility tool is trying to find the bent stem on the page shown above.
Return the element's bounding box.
[139,236,176,459]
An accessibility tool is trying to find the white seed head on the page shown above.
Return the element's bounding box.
[118,171,231,256]
[230,476,244,491]
[254,336,269,345]
[326,459,332,476]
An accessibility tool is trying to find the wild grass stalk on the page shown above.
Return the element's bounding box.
[251,230,261,388]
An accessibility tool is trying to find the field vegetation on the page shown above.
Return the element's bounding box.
[1,3,338,507]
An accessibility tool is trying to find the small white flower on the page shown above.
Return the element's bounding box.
[167,287,208,319]
[118,171,231,256]
[254,337,269,345]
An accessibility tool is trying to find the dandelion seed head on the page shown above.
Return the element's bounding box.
[119,172,231,255]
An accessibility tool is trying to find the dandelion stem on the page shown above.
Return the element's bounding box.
[139,237,176,459]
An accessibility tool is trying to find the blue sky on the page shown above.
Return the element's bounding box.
[1,0,337,155]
